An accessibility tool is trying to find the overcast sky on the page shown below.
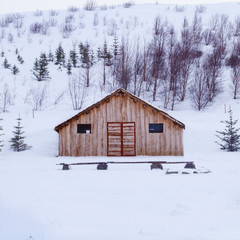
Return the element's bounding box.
[0,0,238,14]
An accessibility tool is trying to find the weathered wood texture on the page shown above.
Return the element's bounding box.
[56,89,184,156]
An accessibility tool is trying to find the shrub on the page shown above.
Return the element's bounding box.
[84,0,97,11]
[49,10,58,16]
[33,9,43,17]
[60,23,76,38]
[68,6,79,12]
[123,1,135,8]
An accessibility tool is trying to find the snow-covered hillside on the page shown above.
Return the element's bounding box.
[0,2,240,240]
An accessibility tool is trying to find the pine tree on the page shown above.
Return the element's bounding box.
[32,53,50,81]
[0,118,4,152]
[67,59,72,75]
[112,35,119,60]
[98,41,113,85]
[79,42,94,87]
[216,110,240,151]
[55,44,65,69]
[17,55,24,64]
[79,42,94,67]
[32,58,40,80]
[12,65,19,75]
[97,47,102,61]
[9,116,31,152]
[69,47,78,68]
[2,58,11,69]
[48,50,54,62]
[103,41,113,66]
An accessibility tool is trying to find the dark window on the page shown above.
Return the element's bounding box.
[77,124,91,134]
[149,123,163,133]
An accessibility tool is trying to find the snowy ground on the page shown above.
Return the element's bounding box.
[0,101,240,240]
[0,155,240,240]
[1,2,240,240]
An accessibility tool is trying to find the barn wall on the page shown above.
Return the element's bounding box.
[58,94,184,156]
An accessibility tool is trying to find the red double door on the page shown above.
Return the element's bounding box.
[107,122,136,156]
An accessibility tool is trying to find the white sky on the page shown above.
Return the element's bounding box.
[0,0,238,14]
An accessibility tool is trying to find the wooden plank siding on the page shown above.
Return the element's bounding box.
[57,90,184,157]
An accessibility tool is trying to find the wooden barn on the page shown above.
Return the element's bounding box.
[54,89,185,157]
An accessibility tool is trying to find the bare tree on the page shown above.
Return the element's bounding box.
[213,14,228,59]
[190,64,210,111]
[178,18,194,101]
[202,29,214,46]
[1,84,11,112]
[138,42,151,97]
[203,45,223,102]
[132,39,143,95]
[165,26,182,110]
[26,84,48,111]
[234,17,240,37]
[151,16,167,101]
[191,11,202,48]
[114,37,133,90]
[68,73,85,110]
[52,90,65,105]
[226,41,240,99]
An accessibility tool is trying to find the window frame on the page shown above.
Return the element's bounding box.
[149,123,164,133]
[77,124,91,134]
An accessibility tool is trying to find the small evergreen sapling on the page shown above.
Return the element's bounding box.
[12,65,19,75]
[2,58,11,69]
[216,110,240,151]
[10,116,31,152]
[48,50,54,62]
[67,59,72,75]
[17,55,24,64]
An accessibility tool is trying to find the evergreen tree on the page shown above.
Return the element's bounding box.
[0,118,4,152]
[103,41,113,66]
[216,110,240,151]
[79,42,94,67]
[2,58,11,69]
[12,65,19,75]
[17,55,24,64]
[9,116,31,152]
[32,58,40,79]
[32,53,50,81]
[69,47,78,68]
[55,44,65,69]
[98,41,113,85]
[1,51,4,57]
[97,47,102,61]
[48,50,54,62]
[67,59,72,75]
[79,42,94,87]
[112,35,119,60]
